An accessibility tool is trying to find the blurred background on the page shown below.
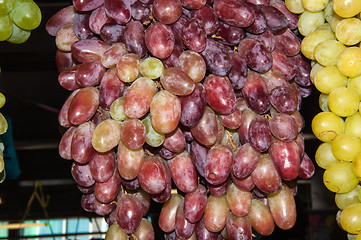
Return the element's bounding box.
[0,1,348,239]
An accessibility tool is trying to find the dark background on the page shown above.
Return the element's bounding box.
[0,1,348,239]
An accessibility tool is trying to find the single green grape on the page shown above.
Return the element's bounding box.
[9,0,41,30]
[0,14,13,41]
[0,0,14,14]
[7,22,30,44]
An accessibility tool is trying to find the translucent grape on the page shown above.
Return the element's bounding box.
[0,0,13,14]
[314,40,346,67]
[298,11,325,36]
[9,0,41,30]
[139,57,164,79]
[328,87,360,117]
[335,18,361,46]
[323,161,359,193]
[300,30,335,60]
[314,66,348,94]
[331,134,361,162]
[337,47,361,78]
[311,111,344,142]
[7,22,31,44]
[345,113,361,139]
[315,142,339,169]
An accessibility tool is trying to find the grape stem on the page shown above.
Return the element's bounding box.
[226,130,237,150]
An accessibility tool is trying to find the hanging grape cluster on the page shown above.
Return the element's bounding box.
[287,0,361,239]
[47,0,315,239]
[0,0,42,43]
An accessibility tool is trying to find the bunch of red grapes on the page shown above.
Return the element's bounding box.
[47,0,315,239]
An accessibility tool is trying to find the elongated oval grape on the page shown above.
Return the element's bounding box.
[205,144,233,186]
[184,184,207,224]
[248,199,274,236]
[269,139,300,181]
[89,5,111,35]
[159,194,183,233]
[150,90,181,134]
[168,151,198,193]
[101,43,128,69]
[160,67,195,96]
[204,75,237,115]
[89,150,116,183]
[58,65,81,91]
[213,0,255,28]
[73,12,94,40]
[177,50,206,83]
[175,201,195,239]
[226,182,252,217]
[116,53,140,83]
[71,121,96,164]
[192,5,219,35]
[132,218,155,240]
[248,116,272,152]
[59,126,76,160]
[200,39,231,76]
[195,217,219,240]
[75,60,105,87]
[232,143,260,179]
[226,213,252,240]
[204,195,229,232]
[94,169,121,203]
[104,0,131,25]
[56,24,79,52]
[269,112,298,142]
[267,183,296,230]
[71,39,109,63]
[251,154,281,194]
[179,83,207,127]
[152,0,182,24]
[46,5,75,36]
[242,71,270,114]
[92,119,121,153]
[145,22,175,59]
[181,18,207,53]
[71,162,95,188]
[138,156,167,195]
[124,77,157,119]
[99,68,125,110]
[120,118,146,150]
[124,20,147,58]
[117,140,144,180]
[116,194,143,234]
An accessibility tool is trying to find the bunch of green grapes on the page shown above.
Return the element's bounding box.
[0,0,41,44]
[286,0,361,238]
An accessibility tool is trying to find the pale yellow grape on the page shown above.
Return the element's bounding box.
[310,62,324,84]
[0,92,5,109]
[340,203,361,234]
[142,115,165,147]
[323,161,359,193]
[0,113,7,135]
[301,0,328,13]
[298,11,326,36]
[323,0,335,23]
[331,134,361,161]
[110,97,128,122]
[348,75,361,99]
[285,0,304,14]
[337,47,361,78]
[335,18,361,46]
[319,93,330,112]
[333,0,361,18]
[345,113,361,139]
[353,153,361,178]
[301,30,335,60]
[335,185,361,210]
[328,87,360,117]
[314,39,346,66]
[139,57,164,80]
[311,111,344,142]
[330,14,344,33]
[314,66,348,94]
[315,142,339,169]
[315,22,332,31]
